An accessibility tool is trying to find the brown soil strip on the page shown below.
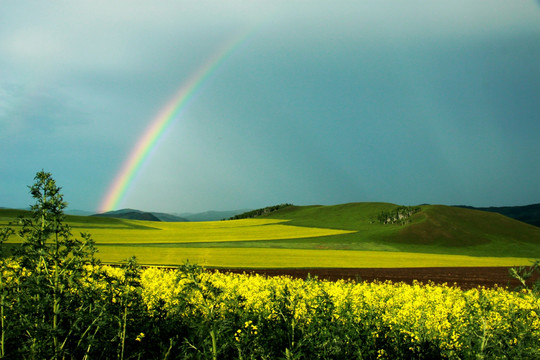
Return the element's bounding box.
[212,267,539,290]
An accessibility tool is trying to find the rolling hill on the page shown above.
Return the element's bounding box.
[252,202,540,258]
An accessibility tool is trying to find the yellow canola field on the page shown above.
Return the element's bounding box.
[96,247,535,268]
[0,218,352,245]
[85,218,355,244]
[138,267,540,358]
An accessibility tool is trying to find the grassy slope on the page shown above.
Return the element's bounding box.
[250,203,540,257]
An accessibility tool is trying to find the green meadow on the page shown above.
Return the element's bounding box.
[2,202,539,268]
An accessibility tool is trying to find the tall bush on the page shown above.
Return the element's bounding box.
[2,171,102,359]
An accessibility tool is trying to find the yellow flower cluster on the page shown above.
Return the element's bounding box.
[139,268,540,357]
[235,321,258,342]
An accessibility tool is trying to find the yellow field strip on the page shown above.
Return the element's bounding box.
[95,247,535,268]
[80,219,355,244]
[5,218,354,244]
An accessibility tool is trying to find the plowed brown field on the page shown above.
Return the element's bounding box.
[214,267,539,290]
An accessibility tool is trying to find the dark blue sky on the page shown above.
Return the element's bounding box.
[1,1,539,213]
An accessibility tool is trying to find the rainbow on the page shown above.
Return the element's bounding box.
[98,31,250,213]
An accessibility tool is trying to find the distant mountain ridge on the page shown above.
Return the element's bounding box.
[92,208,251,222]
[228,204,293,220]
[65,209,95,216]
[455,203,540,227]
[92,209,166,222]
[179,209,252,222]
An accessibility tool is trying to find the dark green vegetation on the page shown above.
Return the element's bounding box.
[510,260,540,292]
[457,203,540,227]
[0,171,102,359]
[376,205,421,225]
[228,203,293,220]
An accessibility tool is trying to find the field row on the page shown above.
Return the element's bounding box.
[90,219,356,243]
[96,246,535,268]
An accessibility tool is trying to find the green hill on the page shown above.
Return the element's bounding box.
[252,203,540,258]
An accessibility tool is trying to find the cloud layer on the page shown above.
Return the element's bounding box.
[1,1,539,212]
